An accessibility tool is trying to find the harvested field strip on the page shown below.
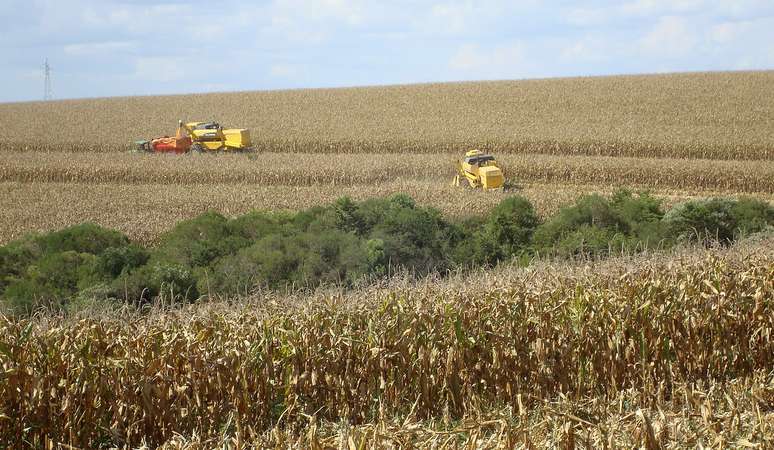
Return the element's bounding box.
[1,72,773,160]
[4,138,772,161]
[2,244,772,447]
[3,180,767,246]
[2,151,773,192]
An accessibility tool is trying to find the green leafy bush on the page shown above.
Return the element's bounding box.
[483,196,539,257]
[663,197,774,244]
[35,223,129,255]
[154,212,243,268]
[533,194,629,254]
[4,251,96,313]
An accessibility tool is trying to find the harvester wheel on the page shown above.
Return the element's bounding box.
[190,144,205,154]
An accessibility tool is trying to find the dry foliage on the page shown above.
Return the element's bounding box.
[1,72,772,160]
[1,242,772,448]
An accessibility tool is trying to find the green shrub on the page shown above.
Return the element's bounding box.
[610,189,666,248]
[297,231,369,286]
[483,196,539,256]
[4,251,97,313]
[731,197,774,235]
[154,211,241,268]
[92,245,150,279]
[553,225,628,258]
[0,237,39,295]
[533,194,629,253]
[663,197,774,244]
[35,223,129,255]
[112,263,199,303]
[208,234,306,294]
[663,198,737,243]
[227,210,294,240]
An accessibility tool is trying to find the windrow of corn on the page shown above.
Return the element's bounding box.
[0,71,772,160]
[1,243,772,448]
[2,151,773,193]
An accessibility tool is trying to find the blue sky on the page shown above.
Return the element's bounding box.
[2,0,773,102]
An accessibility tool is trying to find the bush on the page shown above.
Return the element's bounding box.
[610,189,666,248]
[731,197,774,235]
[0,238,39,295]
[4,251,97,313]
[662,197,774,244]
[227,210,294,240]
[35,223,129,255]
[554,225,628,258]
[154,211,242,268]
[92,245,150,279]
[533,194,629,254]
[663,198,737,243]
[112,263,199,304]
[483,196,539,256]
[2,193,771,314]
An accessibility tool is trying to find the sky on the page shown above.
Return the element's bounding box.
[1,0,773,102]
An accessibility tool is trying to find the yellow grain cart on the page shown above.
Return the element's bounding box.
[452,149,505,190]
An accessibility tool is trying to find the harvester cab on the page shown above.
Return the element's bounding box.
[452,149,505,190]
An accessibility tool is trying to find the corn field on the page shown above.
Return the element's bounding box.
[1,240,772,448]
[0,72,772,160]
[1,71,773,244]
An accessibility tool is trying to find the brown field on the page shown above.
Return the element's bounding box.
[1,149,772,244]
[2,241,772,448]
[1,71,773,244]
[2,71,774,447]
[1,71,773,159]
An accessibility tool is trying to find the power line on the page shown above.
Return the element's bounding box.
[44,58,52,101]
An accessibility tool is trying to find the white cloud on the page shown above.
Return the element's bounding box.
[63,41,135,56]
[640,16,698,57]
[430,2,471,34]
[449,42,534,79]
[562,7,610,27]
[560,37,612,63]
[134,56,189,82]
[269,63,308,80]
[621,0,705,17]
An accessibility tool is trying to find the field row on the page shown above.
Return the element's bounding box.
[4,137,772,161]
[3,242,772,447]
[1,71,772,160]
[2,151,773,192]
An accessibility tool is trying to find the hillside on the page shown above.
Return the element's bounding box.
[1,71,773,159]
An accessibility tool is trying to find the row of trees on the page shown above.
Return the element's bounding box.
[1,191,772,314]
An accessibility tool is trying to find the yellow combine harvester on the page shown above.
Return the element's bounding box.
[181,120,251,152]
[452,149,505,190]
[134,120,252,154]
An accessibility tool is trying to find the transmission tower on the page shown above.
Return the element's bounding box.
[43,58,52,101]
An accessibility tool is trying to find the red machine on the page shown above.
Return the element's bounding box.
[134,125,192,154]
[148,136,192,153]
